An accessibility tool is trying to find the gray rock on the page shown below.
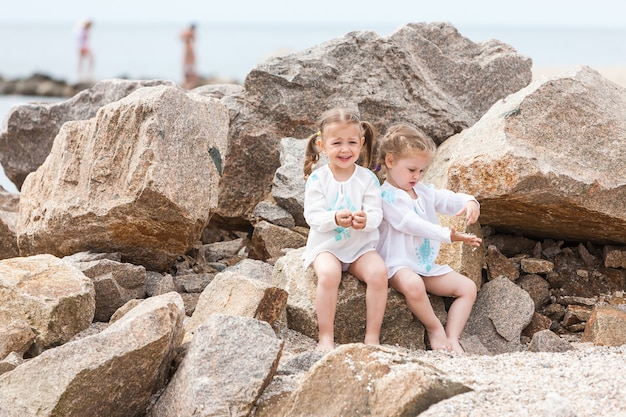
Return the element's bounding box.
[528,329,574,352]
[224,258,276,284]
[202,237,246,262]
[150,314,283,417]
[464,277,535,354]
[253,200,296,229]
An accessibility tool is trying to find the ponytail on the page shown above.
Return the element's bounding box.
[303,131,320,178]
[359,121,377,171]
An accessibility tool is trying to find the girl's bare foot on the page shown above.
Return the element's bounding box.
[427,328,451,351]
[316,336,336,352]
[364,335,381,346]
[448,338,465,353]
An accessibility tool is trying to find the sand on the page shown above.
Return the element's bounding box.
[532,64,626,87]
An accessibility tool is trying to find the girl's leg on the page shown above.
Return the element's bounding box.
[312,252,343,351]
[389,268,450,351]
[423,272,477,353]
[349,251,388,345]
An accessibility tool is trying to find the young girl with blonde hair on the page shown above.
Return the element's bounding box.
[376,123,481,353]
[302,108,388,351]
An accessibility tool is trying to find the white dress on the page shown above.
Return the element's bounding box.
[302,164,382,269]
[377,181,477,278]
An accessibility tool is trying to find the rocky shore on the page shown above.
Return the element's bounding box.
[0,72,233,98]
[0,73,94,98]
[1,22,625,416]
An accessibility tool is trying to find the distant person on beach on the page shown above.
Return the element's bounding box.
[180,23,198,89]
[76,19,94,82]
[302,108,388,352]
[376,123,481,353]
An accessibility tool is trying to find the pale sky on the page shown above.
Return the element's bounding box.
[2,0,626,27]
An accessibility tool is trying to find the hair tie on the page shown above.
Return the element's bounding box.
[375,164,381,172]
[316,131,321,137]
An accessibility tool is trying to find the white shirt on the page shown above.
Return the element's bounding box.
[302,164,382,269]
[377,181,477,278]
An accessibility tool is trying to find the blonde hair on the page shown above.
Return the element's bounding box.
[376,124,437,177]
[303,108,377,178]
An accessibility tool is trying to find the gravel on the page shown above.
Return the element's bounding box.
[409,343,626,417]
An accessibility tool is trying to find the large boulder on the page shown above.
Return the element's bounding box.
[269,343,471,417]
[216,22,532,224]
[0,79,176,189]
[16,85,229,271]
[425,65,626,245]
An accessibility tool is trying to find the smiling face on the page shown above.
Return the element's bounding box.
[318,122,364,180]
[385,150,433,195]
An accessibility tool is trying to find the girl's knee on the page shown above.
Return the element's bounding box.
[404,279,427,301]
[372,263,388,281]
[353,255,388,286]
[364,271,388,290]
[316,273,341,289]
[459,277,478,300]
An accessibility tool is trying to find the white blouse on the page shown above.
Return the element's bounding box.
[377,181,477,278]
[302,164,383,269]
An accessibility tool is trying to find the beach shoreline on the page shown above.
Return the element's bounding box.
[532,63,626,87]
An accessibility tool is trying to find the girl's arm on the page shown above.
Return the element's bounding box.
[432,187,479,217]
[357,174,383,231]
[382,188,452,243]
[455,200,481,226]
[303,176,339,232]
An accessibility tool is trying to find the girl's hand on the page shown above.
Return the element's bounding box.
[335,209,353,228]
[450,226,482,247]
[455,200,481,226]
[351,210,367,230]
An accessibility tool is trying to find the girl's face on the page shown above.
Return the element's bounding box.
[385,150,432,193]
[318,122,364,177]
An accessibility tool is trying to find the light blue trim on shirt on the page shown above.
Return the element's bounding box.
[416,238,435,272]
[381,188,396,204]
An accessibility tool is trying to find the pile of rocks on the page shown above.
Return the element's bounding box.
[0,22,625,416]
